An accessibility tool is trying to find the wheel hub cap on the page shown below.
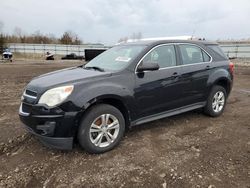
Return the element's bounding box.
[212,91,225,113]
[89,114,120,148]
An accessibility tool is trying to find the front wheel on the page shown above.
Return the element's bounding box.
[78,104,125,154]
[204,85,227,117]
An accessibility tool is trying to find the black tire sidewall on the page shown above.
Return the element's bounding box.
[205,85,227,117]
[78,104,125,154]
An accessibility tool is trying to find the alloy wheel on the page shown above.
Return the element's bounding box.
[89,114,120,148]
[212,91,225,113]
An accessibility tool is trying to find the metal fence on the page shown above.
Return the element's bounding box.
[220,44,250,58]
[7,42,250,58]
[8,43,110,56]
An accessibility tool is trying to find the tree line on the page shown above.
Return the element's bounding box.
[0,21,4,53]
[0,22,83,52]
[3,29,83,45]
[117,32,142,43]
[0,30,83,53]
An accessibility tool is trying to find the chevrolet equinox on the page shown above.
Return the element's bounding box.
[19,39,234,153]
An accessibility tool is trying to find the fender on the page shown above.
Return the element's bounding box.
[206,66,232,96]
[71,76,137,120]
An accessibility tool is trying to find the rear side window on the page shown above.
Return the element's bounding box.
[179,44,211,65]
[206,45,228,59]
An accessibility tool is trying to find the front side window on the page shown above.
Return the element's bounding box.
[142,45,177,68]
[179,44,211,65]
[85,45,146,72]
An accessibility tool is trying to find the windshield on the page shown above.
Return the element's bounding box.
[85,45,146,72]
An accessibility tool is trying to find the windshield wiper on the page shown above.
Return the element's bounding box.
[84,66,104,72]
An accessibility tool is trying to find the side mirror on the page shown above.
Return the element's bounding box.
[137,61,160,72]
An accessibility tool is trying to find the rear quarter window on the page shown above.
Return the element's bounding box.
[206,45,228,59]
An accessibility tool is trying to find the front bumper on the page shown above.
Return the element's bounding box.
[19,102,80,150]
[23,124,73,150]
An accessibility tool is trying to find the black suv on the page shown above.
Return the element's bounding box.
[19,40,234,153]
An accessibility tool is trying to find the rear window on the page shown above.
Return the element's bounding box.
[207,45,228,59]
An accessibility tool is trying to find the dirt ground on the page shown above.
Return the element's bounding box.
[0,60,249,188]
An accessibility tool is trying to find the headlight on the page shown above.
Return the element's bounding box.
[38,85,74,107]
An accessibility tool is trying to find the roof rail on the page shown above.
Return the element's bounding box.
[116,36,205,45]
[140,36,195,41]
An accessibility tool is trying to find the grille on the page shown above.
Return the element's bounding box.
[22,103,32,114]
[25,89,37,98]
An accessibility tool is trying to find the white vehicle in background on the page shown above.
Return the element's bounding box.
[2,49,13,62]
[45,51,54,60]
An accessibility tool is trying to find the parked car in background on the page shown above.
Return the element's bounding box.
[45,52,54,60]
[19,38,233,154]
[2,49,13,62]
[61,53,84,60]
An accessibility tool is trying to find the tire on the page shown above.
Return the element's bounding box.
[78,104,125,154]
[204,85,227,117]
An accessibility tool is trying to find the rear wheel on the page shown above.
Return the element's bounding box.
[204,85,227,117]
[78,104,125,154]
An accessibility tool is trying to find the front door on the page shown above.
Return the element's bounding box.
[134,44,183,119]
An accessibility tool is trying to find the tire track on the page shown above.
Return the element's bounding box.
[0,133,32,156]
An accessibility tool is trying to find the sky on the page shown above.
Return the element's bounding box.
[0,0,250,45]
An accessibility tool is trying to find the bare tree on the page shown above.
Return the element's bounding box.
[60,31,73,44]
[0,21,5,53]
[13,27,23,38]
[118,36,128,43]
[47,33,58,44]
[0,21,3,33]
[0,35,4,53]
[136,32,142,40]
[13,27,24,43]
[1,26,83,45]
[60,31,82,45]
[132,32,142,40]
[118,32,142,43]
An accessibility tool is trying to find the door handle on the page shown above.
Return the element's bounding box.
[171,72,179,79]
[205,65,210,70]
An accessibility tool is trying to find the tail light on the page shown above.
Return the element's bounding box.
[229,62,234,75]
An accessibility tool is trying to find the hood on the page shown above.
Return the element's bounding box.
[27,67,111,92]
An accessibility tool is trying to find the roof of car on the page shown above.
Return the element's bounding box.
[118,40,218,46]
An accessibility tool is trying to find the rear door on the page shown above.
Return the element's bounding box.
[177,44,212,106]
[134,44,183,118]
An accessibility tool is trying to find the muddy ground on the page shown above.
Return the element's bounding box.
[0,60,249,188]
